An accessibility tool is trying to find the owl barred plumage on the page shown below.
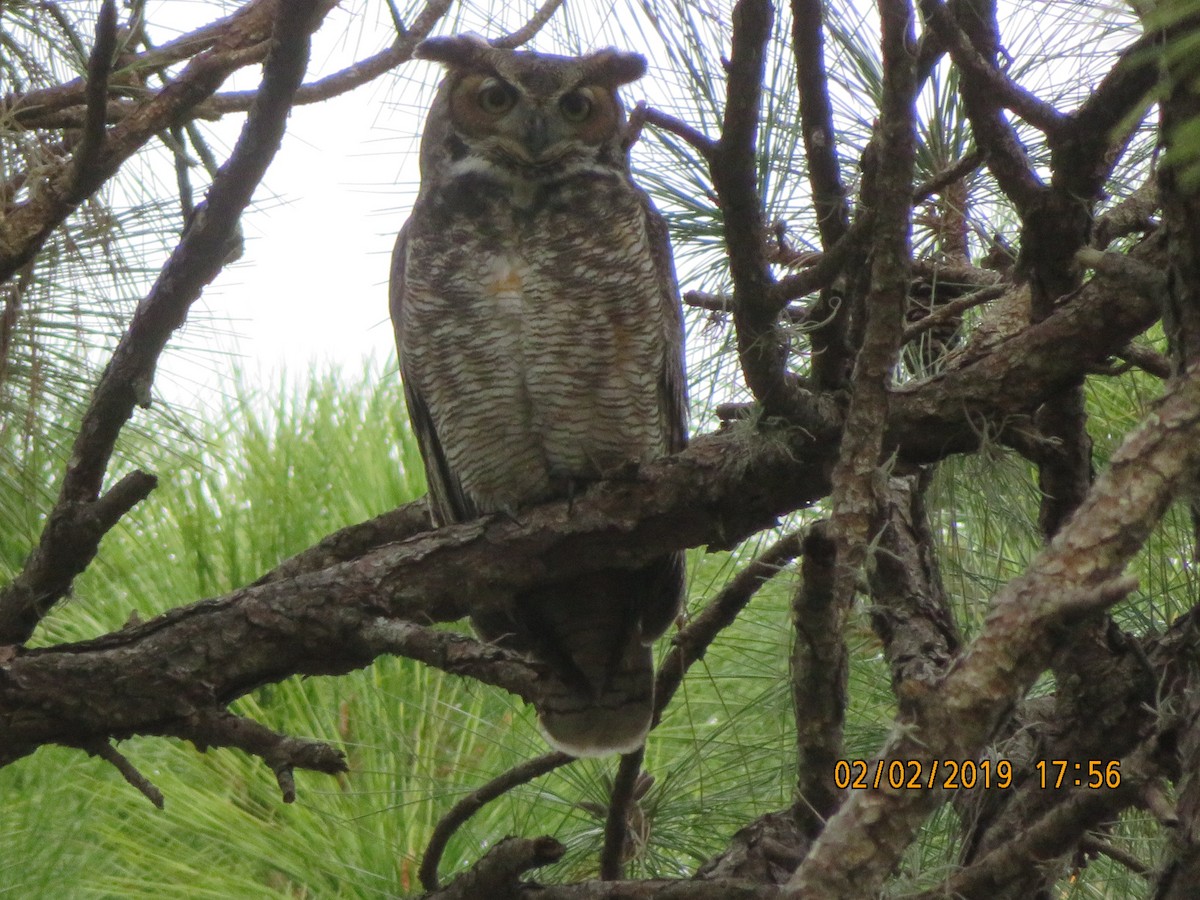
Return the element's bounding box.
[390,35,687,756]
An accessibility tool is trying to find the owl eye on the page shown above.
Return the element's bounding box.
[476,78,517,114]
[559,90,593,123]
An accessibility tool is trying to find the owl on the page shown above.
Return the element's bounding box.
[390,35,687,757]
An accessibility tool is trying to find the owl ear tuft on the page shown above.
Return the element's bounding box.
[580,49,647,88]
[415,34,495,71]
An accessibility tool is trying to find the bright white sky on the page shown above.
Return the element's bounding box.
[151,1,429,410]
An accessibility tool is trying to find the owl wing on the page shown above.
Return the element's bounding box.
[641,190,688,456]
[637,190,689,642]
[389,220,478,526]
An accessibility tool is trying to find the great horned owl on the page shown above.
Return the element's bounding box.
[390,35,687,757]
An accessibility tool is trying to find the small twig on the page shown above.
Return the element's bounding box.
[67,0,118,200]
[164,125,196,220]
[173,709,347,803]
[634,104,717,160]
[657,530,805,721]
[683,291,731,314]
[912,149,985,205]
[600,749,645,881]
[491,0,566,49]
[902,284,1006,342]
[83,738,165,808]
[1078,834,1152,877]
[420,752,573,890]
[769,214,873,305]
[206,0,452,115]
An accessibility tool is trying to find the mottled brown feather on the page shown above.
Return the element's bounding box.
[391,37,687,756]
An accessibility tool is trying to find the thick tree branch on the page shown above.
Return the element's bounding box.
[917,0,1045,214]
[919,0,1065,135]
[867,473,961,695]
[207,0,453,114]
[715,0,799,415]
[82,738,165,809]
[791,523,846,834]
[824,0,916,608]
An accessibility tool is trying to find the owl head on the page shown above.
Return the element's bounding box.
[414,35,647,178]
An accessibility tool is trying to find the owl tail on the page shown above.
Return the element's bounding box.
[471,556,683,757]
[535,573,657,758]
[473,556,677,757]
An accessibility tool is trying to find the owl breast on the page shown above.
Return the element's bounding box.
[399,167,668,514]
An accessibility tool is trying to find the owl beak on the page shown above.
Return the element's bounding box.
[521,111,552,159]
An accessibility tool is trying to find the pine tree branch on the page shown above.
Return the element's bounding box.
[789,363,1200,896]
[0,0,325,645]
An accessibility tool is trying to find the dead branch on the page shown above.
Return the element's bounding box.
[169,709,348,803]
[0,0,326,645]
[425,836,566,900]
[420,753,572,891]
[600,750,646,881]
